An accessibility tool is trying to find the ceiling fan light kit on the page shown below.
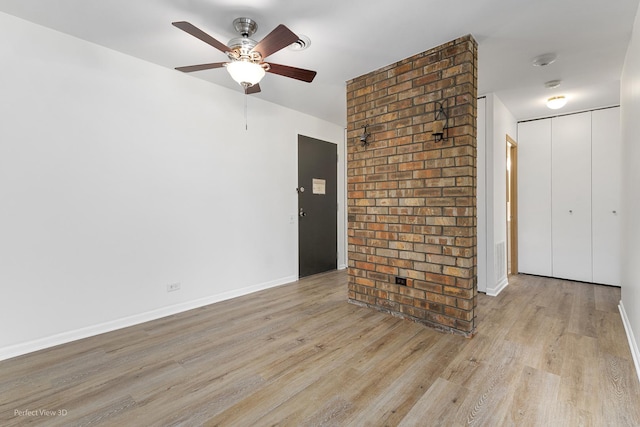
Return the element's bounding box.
[172,17,317,94]
[225,60,266,87]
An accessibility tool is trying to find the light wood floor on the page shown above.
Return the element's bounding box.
[1,271,639,426]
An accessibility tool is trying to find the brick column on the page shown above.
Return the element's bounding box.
[346,35,477,337]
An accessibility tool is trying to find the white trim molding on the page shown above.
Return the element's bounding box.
[0,275,297,362]
[486,276,509,296]
[619,300,640,384]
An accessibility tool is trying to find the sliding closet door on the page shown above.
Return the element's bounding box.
[551,112,592,282]
[517,119,552,276]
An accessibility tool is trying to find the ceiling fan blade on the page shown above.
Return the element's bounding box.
[245,84,261,95]
[175,62,226,73]
[267,63,317,83]
[253,24,299,59]
[172,21,230,54]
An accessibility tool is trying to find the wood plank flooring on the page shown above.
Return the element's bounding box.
[1,271,639,426]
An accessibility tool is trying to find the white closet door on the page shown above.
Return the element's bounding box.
[592,107,621,285]
[551,112,592,282]
[517,119,552,276]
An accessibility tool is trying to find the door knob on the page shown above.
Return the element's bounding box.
[299,208,307,217]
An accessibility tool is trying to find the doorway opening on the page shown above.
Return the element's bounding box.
[507,135,518,275]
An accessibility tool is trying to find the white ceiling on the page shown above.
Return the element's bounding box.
[0,0,637,127]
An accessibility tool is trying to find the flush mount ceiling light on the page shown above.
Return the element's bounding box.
[547,95,567,109]
[532,53,558,67]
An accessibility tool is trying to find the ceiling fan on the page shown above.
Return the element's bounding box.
[172,17,317,94]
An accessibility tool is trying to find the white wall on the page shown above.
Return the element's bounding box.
[620,5,640,381]
[0,12,345,360]
[477,93,517,295]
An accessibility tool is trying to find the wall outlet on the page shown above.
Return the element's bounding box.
[395,277,407,286]
[167,282,181,292]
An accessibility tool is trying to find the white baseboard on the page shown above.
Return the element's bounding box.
[0,275,297,362]
[619,300,640,384]
[487,276,509,297]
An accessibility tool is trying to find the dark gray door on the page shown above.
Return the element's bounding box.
[298,135,337,277]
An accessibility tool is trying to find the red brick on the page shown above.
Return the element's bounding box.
[347,34,477,337]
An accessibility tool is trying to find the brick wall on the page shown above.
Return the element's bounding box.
[346,35,477,337]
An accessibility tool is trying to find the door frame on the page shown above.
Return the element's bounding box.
[506,134,518,274]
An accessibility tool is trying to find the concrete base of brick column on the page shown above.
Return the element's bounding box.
[348,298,476,338]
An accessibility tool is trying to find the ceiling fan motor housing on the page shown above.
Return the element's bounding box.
[233,17,257,37]
[228,37,259,59]
[228,18,261,63]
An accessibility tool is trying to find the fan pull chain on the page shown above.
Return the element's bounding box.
[244,92,248,130]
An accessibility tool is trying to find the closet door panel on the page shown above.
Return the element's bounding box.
[592,107,621,285]
[551,112,592,282]
[517,119,552,276]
